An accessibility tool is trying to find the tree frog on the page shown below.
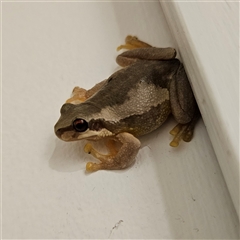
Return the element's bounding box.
[54,36,200,172]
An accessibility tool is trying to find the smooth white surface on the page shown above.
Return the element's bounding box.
[161,1,239,217]
[2,2,239,239]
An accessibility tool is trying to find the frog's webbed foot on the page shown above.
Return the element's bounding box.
[116,35,176,67]
[65,79,107,105]
[84,132,141,171]
[169,109,200,147]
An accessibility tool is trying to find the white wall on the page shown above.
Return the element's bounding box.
[161,1,239,217]
[2,1,239,239]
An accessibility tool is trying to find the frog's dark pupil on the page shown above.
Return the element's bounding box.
[73,119,88,132]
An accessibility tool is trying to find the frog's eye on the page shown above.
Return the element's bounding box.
[73,119,88,132]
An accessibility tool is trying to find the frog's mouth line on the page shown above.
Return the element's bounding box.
[56,128,113,142]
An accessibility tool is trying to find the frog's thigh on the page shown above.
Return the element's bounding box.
[86,132,141,171]
[170,63,196,124]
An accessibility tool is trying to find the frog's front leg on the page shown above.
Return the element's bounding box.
[84,132,141,171]
[66,79,107,104]
[65,87,87,104]
[116,35,176,67]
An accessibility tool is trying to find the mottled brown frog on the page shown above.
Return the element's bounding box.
[54,36,200,171]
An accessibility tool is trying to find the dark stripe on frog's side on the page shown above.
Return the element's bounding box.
[85,59,180,115]
[88,100,171,137]
[58,59,179,128]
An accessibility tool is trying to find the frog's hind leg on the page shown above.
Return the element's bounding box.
[116,35,176,67]
[65,79,107,104]
[169,63,200,146]
[84,133,141,171]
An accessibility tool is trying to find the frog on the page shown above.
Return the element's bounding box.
[54,35,200,172]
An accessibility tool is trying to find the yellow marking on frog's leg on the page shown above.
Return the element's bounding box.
[85,132,141,171]
[169,109,200,147]
[86,162,101,172]
[117,35,152,51]
[169,123,182,136]
[169,123,188,147]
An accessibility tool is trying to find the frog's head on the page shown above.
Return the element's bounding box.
[54,103,113,141]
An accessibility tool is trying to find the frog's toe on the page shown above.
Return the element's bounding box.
[65,87,87,104]
[117,35,152,51]
[169,124,187,147]
[169,121,195,147]
[182,128,194,142]
[85,161,124,172]
[86,162,101,172]
[84,143,93,154]
[170,135,182,147]
[72,86,86,94]
[169,123,182,136]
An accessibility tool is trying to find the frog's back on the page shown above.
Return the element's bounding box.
[86,59,179,136]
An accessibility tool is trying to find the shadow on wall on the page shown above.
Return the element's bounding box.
[49,139,86,172]
[111,1,177,49]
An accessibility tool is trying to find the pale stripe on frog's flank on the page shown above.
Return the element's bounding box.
[89,79,169,123]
